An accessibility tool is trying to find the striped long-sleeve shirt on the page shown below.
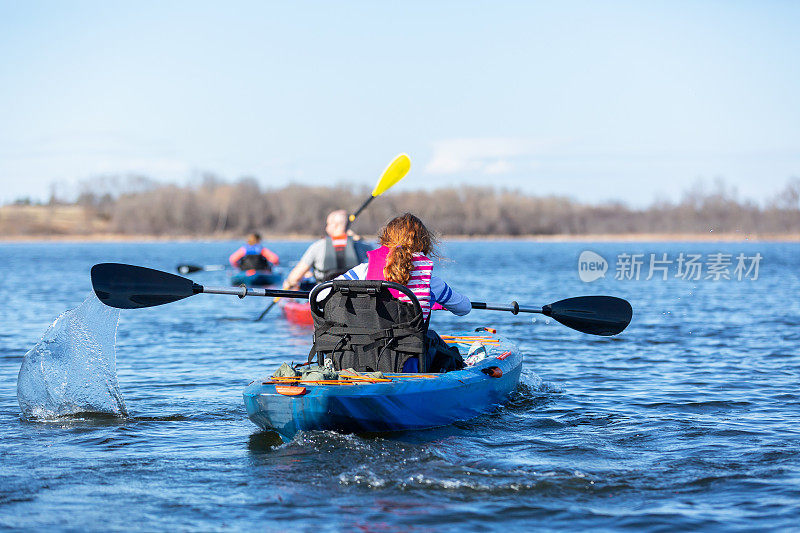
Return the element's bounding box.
[338,262,471,316]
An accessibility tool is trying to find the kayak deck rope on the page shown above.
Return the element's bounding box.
[440,335,499,339]
[270,378,363,385]
[440,335,500,343]
[441,335,501,349]
[264,372,439,386]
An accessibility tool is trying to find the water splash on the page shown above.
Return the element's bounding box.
[17,294,127,420]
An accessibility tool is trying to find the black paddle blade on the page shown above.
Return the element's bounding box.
[177,264,202,274]
[91,263,201,309]
[543,296,632,336]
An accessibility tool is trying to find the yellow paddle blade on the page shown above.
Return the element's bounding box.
[371,153,411,197]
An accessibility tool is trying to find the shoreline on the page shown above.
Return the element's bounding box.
[1,232,799,244]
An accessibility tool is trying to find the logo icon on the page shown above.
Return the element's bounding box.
[578,251,608,282]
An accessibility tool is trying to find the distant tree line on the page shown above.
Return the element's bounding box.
[2,174,799,237]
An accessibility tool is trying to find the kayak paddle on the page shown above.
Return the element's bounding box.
[92,263,309,309]
[92,263,631,336]
[471,296,633,336]
[176,263,227,274]
[347,153,411,228]
[256,153,412,322]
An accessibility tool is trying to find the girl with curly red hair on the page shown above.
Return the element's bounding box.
[337,213,471,371]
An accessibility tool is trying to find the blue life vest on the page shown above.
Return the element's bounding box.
[244,244,263,255]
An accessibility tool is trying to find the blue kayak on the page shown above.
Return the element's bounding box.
[243,333,523,441]
[230,270,282,287]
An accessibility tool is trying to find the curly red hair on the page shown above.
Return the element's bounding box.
[379,213,438,285]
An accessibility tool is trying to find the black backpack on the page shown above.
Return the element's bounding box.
[238,254,271,271]
[308,280,428,373]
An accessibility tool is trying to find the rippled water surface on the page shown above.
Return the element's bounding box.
[1,240,798,531]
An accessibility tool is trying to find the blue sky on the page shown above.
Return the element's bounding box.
[1,1,798,206]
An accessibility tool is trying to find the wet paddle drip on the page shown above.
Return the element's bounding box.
[17,294,128,420]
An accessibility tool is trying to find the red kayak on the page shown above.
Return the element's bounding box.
[281,299,313,326]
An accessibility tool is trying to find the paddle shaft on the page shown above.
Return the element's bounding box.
[177,264,228,274]
[348,196,375,225]
[201,285,310,300]
[200,265,227,271]
[255,298,281,321]
[471,301,544,314]
[345,153,410,229]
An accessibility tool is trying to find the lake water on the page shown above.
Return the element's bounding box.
[1,240,798,531]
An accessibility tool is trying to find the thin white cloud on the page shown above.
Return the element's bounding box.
[483,159,515,175]
[424,137,558,175]
[84,156,192,178]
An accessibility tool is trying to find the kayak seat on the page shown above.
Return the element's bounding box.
[308,280,428,373]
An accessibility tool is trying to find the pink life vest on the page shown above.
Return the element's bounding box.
[366,245,433,320]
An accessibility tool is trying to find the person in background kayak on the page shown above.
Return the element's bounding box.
[283,209,372,289]
[229,233,280,272]
[336,212,470,372]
